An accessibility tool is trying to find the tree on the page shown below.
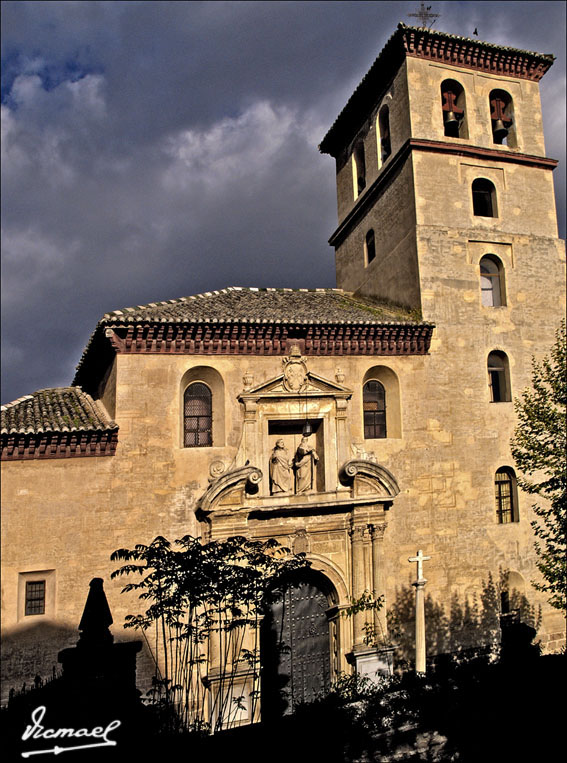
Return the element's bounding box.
[111,534,310,734]
[511,322,566,613]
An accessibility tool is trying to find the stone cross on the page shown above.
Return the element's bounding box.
[408,549,431,582]
[408,550,431,674]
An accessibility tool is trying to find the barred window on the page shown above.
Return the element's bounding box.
[184,382,212,447]
[495,468,518,523]
[363,380,387,439]
[25,580,46,616]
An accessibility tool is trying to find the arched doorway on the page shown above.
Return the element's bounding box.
[260,570,336,719]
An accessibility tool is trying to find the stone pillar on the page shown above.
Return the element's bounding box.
[349,523,366,649]
[413,578,427,673]
[335,398,350,487]
[239,398,258,468]
[369,521,388,642]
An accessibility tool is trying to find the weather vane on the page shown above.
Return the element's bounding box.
[408,2,440,29]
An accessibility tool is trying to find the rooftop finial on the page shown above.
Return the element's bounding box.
[408,2,440,29]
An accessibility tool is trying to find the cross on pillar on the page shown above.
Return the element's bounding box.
[408,549,431,674]
[408,549,431,582]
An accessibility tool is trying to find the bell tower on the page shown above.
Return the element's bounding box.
[320,24,565,326]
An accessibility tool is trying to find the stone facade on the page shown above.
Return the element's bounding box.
[2,24,565,713]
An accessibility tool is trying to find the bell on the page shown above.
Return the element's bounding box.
[444,110,459,128]
[493,118,509,142]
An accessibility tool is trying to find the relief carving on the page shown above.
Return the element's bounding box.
[282,347,308,392]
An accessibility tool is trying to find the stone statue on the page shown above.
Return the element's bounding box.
[269,439,291,494]
[294,437,319,493]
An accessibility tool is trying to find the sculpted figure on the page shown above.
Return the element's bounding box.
[294,437,319,493]
[269,439,291,494]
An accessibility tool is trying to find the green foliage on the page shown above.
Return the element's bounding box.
[341,590,386,647]
[511,322,567,612]
[111,534,310,733]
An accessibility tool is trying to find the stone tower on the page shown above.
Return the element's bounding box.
[319,24,566,652]
[320,23,564,326]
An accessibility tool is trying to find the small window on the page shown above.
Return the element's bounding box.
[495,467,518,523]
[480,255,505,307]
[363,380,386,439]
[488,351,511,402]
[490,89,516,147]
[365,229,376,266]
[441,79,468,139]
[184,382,212,447]
[25,580,46,616]
[353,140,366,196]
[378,106,391,166]
[472,178,497,218]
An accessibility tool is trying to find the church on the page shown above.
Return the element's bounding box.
[2,22,565,722]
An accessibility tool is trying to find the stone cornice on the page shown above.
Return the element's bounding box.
[329,138,558,248]
[1,430,118,461]
[409,138,558,169]
[100,322,433,358]
[402,25,553,82]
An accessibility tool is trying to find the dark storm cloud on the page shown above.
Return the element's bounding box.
[1,1,565,404]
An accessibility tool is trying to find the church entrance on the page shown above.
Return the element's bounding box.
[260,572,333,719]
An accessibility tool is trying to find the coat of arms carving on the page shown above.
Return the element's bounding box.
[282,347,308,392]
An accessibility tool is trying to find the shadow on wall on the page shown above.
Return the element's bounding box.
[0,621,77,705]
[387,570,542,668]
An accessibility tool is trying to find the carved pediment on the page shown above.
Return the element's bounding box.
[239,371,352,402]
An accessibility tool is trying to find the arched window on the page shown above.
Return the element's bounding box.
[364,229,376,266]
[441,79,468,138]
[472,178,497,218]
[353,140,366,197]
[489,89,516,147]
[184,382,212,447]
[487,351,511,402]
[363,380,386,439]
[495,467,519,523]
[480,255,505,306]
[378,106,391,166]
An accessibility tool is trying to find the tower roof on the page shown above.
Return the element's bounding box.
[319,23,555,156]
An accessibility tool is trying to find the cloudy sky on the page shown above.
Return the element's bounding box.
[2,1,565,405]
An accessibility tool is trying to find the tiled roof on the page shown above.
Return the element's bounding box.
[1,387,117,435]
[100,287,422,325]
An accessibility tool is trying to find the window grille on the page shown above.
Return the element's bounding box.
[495,468,517,523]
[25,580,46,616]
[363,380,386,439]
[184,382,212,447]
